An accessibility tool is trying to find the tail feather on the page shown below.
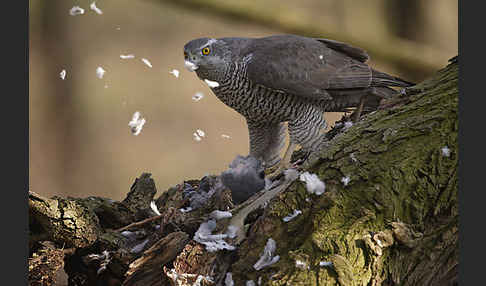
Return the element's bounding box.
[371,69,415,87]
[370,86,400,98]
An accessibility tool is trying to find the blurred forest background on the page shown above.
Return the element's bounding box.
[29,0,457,200]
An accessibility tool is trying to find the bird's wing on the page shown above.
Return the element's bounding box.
[244,35,373,100]
[314,38,369,63]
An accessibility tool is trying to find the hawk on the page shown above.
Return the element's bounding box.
[183,34,413,177]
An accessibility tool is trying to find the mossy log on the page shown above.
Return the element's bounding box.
[28,58,457,286]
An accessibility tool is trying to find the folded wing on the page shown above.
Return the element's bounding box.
[244,35,374,101]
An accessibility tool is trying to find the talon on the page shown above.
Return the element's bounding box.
[265,142,298,180]
[265,165,285,180]
[291,159,304,168]
[264,165,279,176]
[352,96,366,123]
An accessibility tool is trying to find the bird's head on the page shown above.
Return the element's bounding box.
[183,37,231,81]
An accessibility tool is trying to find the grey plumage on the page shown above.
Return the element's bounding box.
[184,34,414,171]
[220,155,266,204]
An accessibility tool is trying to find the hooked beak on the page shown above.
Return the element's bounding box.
[184,60,198,72]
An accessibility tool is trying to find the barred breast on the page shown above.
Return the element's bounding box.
[210,61,321,125]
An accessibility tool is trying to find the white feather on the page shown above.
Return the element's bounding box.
[169,69,180,78]
[253,238,280,270]
[120,54,135,59]
[141,58,152,68]
[96,66,106,79]
[69,6,85,16]
[441,146,451,157]
[299,172,325,195]
[341,176,350,186]
[128,111,146,136]
[204,79,220,88]
[90,2,103,15]
[59,69,66,80]
[184,60,198,71]
[150,201,161,216]
[192,92,204,102]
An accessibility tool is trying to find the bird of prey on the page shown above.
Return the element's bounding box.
[183,34,414,177]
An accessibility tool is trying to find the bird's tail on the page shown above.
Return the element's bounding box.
[371,69,415,87]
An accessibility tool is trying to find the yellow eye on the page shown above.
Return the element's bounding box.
[202,47,210,55]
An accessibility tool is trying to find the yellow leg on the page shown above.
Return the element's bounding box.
[352,96,366,122]
[265,142,298,180]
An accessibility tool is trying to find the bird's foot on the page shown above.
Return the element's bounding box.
[264,160,299,181]
[291,158,305,168]
[264,163,288,181]
[265,142,298,180]
[264,166,282,181]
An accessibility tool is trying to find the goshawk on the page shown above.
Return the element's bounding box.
[183,34,413,176]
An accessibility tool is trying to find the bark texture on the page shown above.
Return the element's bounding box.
[28,58,458,286]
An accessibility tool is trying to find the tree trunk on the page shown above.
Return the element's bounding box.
[28,58,458,286]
